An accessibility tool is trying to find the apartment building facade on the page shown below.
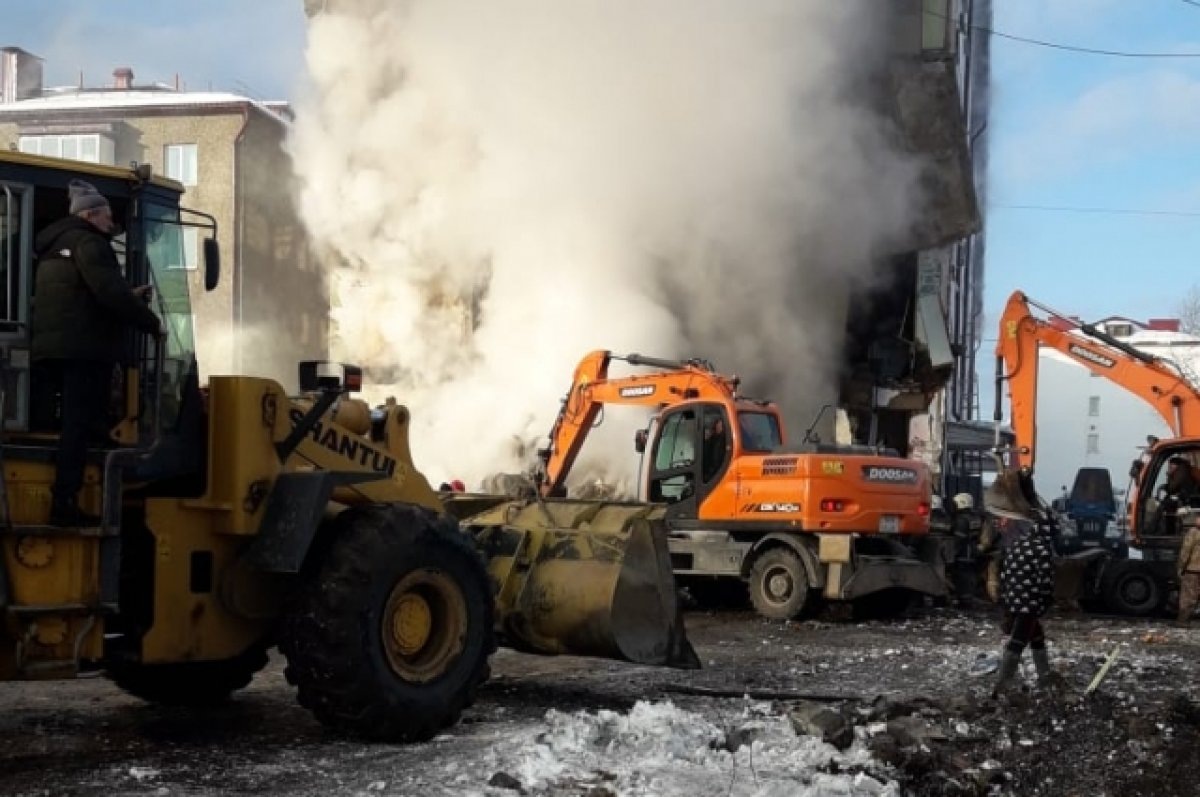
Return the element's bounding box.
[0,48,327,388]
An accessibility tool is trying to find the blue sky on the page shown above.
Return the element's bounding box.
[0,0,306,100]
[5,0,1196,411]
[986,0,1200,325]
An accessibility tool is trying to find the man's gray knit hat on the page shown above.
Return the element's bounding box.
[68,179,109,214]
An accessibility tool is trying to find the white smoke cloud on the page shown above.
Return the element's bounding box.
[290,0,921,490]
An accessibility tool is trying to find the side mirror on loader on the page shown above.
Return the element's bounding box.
[298,360,363,394]
[203,237,220,291]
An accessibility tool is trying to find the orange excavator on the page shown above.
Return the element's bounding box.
[535,350,947,620]
[993,290,1200,614]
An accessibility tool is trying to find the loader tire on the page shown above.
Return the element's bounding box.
[107,644,268,706]
[749,547,811,620]
[279,504,495,742]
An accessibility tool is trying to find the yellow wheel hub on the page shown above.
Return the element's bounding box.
[381,569,468,683]
[391,593,433,655]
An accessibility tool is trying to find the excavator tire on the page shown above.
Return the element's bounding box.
[748,547,811,620]
[107,644,269,706]
[279,504,495,742]
[1101,561,1163,617]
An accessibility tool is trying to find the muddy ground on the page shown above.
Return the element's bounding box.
[2,601,1198,796]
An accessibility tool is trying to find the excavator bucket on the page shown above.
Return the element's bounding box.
[456,497,700,669]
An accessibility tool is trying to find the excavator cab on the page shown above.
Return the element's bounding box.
[641,401,776,515]
[1133,446,1200,540]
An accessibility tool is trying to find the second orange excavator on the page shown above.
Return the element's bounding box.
[993,290,1200,615]
[535,350,948,619]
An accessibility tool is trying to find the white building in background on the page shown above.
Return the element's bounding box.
[1033,317,1200,498]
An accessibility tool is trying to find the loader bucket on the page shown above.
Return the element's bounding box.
[463,499,700,669]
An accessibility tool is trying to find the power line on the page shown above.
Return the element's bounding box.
[991,203,1200,218]
[926,9,1200,58]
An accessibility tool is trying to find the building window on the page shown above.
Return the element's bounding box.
[921,0,953,53]
[19,133,113,165]
[165,144,198,186]
[1088,396,1100,417]
[1087,434,1100,455]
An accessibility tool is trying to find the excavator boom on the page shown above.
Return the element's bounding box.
[995,290,1200,471]
[539,349,745,497]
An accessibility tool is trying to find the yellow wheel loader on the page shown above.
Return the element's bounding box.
[0,152,696,742]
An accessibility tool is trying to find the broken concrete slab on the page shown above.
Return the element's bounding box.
[886,715,948,749]
[789,700,854,750]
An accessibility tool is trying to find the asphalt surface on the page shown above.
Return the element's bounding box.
[2,602,1198,796]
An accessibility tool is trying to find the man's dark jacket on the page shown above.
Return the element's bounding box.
[32,216,160,362]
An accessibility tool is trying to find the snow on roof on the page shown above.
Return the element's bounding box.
[0,88,292,125]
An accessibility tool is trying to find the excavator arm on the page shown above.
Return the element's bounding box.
[537,349,741,497]
[995,290,1200,471]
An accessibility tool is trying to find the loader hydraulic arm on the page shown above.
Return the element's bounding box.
[995,291,1200,470]
[536,349,741,497]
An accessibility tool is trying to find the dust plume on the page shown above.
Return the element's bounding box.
[291,1,921,490]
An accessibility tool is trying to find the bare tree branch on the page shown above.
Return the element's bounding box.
[1177,286,1200,336]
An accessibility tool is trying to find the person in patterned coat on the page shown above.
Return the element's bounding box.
[984,468,1062,697]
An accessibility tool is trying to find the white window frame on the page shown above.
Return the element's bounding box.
[165,143,198,187]
[18,133,113,165]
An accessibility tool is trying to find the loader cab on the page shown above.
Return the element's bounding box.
[0,152,218,490]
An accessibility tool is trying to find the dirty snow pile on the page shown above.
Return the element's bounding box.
[467,700,896,796]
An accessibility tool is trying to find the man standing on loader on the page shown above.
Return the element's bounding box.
[31,179,163,527]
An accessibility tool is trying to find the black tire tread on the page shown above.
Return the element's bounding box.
[1102,561,1163,617]
[748,546,810,621]
[107,645,269,706]
[278,504,496,742]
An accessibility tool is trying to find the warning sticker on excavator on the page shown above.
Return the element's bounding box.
[822,460,845,475]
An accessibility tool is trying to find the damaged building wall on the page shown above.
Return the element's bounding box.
[839,0,988,491]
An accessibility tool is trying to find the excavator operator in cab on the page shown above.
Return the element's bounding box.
[701,412,729,483]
